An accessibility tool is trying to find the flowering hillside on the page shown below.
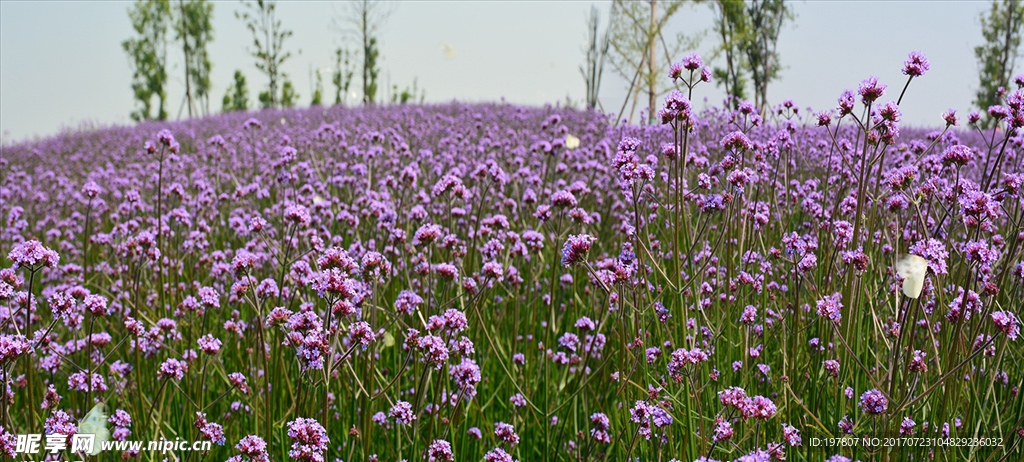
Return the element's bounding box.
[1,52,1023,462]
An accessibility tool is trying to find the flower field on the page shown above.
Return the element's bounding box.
[1,53,1023,462]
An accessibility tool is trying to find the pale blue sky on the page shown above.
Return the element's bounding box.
[0,1,1010,144]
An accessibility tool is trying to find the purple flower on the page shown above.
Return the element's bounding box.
[510,393,527,407]
[816,292,843,324]
[349,321,375,348]
[910,238,949,275]
[661,91,693,124]
[228,372,250,394]
[902,51,929,77]
[389,401,416,424]
[83,294,109,316]
[713,420,733,442]
[719,386,747,407]
[783,423,801,446]
[858,76,887,104]
[551,190,578,208]
[284,204,311,227]
[0,334,30,362]
[941,144,973,166]
[287,418,329,462]
[859,388,889,414]
[909,350,928,373]
[109,409,132,428]
[750,395,778,420]
[418,335,449,369]
[158,358,188,380]
[561,234,595,266]
[44,409,76,439]
[680,53,703,71]
[823,359,840,377]
[700,66,712,82]
[942,109,958,126]
[494,422,520,446]
[558,332,580,352]
[427,439,454,462]
[413,223,444,246]
[837,90,856,115]
[229,435,270,462]
[817,111,832,127]
[590,412,611,443]
[838,415,853,434]
[195,412,226,445]
[0,426,14,457]
[197,334,222,354]
[991,311,1020,340]
[8,240,60,269]
[394,290,424,315]
[720,130,753,152]
[668,62,683,81]
[156,129,175,146]
[484,447,515,462]
[900,417,916,435]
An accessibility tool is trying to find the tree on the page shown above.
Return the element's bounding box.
[175,0,214,117]
[975,0,1024,127]
[607,0,700,123]
[742,0,789,112]
[338,0,392,105]
[580,5,612,110]
[237,0,294,109]
[332,47,356,105]
[280,78,298,107]
[364,36,381,104]
[122,0,172,122]
[311,69,323,106]
[711,0,749,109]
[222,69,249,112]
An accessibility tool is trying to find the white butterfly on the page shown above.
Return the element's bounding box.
[77,402,110,456]
[896,254,928,299]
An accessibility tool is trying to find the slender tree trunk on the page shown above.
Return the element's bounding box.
[648,0,657,123]
[180,0,194,118]
[362,7,370,105]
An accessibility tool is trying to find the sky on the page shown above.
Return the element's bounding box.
[0,1,1013,145]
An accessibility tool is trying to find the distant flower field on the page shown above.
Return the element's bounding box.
[1,52,1023,462]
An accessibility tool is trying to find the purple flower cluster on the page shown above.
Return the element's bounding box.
[859,388,889,415]
[287,418,329,462]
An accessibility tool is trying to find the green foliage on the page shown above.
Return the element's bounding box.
[222,69,250,112]
[332,48,356,105]
[975,0,1024,128]
[280,77,298,108]
[258,90,273,109]
[364,37,380,104]
[311,69,323,106]
[579,5,611,110]
[236,0,294,109]
[174,0,214,117]
[390,77,425,104]
[741,0,790,112]
[711,0,749,109]
[122,0,172,122]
